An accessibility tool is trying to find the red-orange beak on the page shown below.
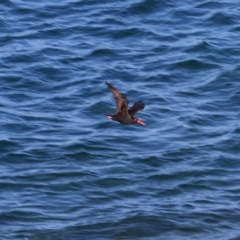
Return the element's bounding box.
[136,119,146,126]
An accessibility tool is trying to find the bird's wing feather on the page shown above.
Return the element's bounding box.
[106,82,129,115]
[128,100,145,116]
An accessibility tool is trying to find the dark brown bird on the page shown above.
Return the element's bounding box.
[105,82,145,125]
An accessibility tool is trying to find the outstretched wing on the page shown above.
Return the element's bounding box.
[105,82,129,115]
[128,100,145,116]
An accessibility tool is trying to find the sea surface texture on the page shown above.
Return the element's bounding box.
[1,0,240,239]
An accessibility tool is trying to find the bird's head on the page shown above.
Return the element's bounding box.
[133,117,145,126]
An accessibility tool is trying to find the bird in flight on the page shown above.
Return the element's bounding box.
[105,82,145,125]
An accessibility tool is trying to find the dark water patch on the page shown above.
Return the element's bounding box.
[169,58,219,71]
[184,40,215,54]
[207,11,239,26]
[216,155,240,169]
[111,27,149,40]
[196,1,227,9]
[123,0,174,15]
[87,48,118,59]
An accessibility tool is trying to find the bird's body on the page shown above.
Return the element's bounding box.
[105,82,145,125]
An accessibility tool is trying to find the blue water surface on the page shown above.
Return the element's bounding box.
[1,0,240,239]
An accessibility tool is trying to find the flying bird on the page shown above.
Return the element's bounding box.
[105,82,145,125]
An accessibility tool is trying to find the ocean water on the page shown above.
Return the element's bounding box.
[1,0,240,239]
